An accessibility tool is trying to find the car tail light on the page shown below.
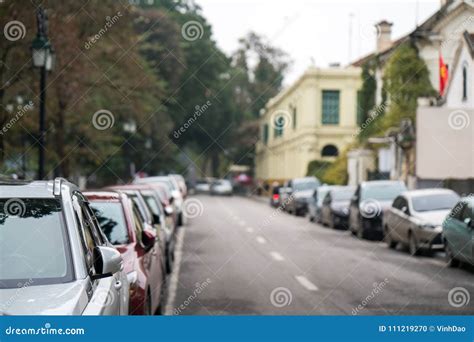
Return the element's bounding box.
[272,194,280,201]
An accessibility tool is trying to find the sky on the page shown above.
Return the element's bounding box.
[196,0,441,84]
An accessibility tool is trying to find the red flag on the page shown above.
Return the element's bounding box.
[439,53,448,96]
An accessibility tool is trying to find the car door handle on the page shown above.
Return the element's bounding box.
[114,280,122,291]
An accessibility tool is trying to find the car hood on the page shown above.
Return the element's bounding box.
[413,210,450,226]
[0,280,89,315]
[331,201,350,211]
[293,190,314,199]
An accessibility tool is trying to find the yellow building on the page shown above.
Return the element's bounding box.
[255,66,362,184]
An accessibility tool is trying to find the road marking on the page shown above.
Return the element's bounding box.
[256,236,266,244]
[246,227,254,233]
[164,228,185,315]
[295,275,319,291]
[270,251,284,261]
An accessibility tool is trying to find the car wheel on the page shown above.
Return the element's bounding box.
[385,226,397,249]
[309,215,314,222]
[445,242,460,268]
[408,232,419,256]
[166,246,174,274]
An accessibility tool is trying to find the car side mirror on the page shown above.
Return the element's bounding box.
[164,205,174,216]
[142,229,156,253]
[351,196,358,203]
[92,246,122,279]
[401,206,408,214]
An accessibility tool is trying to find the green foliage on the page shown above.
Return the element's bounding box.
[306,160,331,181]
[378,43,436,132]
[357,61,377,142]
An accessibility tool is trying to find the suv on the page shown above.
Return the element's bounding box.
[284,177,321,216]
[0,178,129,315]
[349,180,407,240]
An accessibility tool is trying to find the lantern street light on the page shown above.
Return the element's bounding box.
[31,6,54,180]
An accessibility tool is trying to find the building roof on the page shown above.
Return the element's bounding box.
[351,0,472,67]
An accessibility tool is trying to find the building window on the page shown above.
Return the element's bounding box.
[273,116,284,138]
[322,90,340,125]
[292,105,297,129]
[356,90,363,125]
[263,124,269,145]
[462,63,468,101]
[321,144,339,157]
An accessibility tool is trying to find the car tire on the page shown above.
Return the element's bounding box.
[408,232,419,256]
[385,226,397,249]
[166,246,174,274]
[309,215,314,222]
[144,292,152,316]
[445,242,460,268]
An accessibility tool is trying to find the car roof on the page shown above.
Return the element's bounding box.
[361,180,404,187]
[401,188,458,199]
[293,177,318,183]
[83,190,123,201]
[0,178,78,198]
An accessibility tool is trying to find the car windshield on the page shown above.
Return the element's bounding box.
[142,193,162,216]
[0,198,72,288]
[332,189,355,201]
[317,188,330,205]
[412,193,459,212]
[361,183,405,201]
[294,181,319,191]
[89,201,129,245]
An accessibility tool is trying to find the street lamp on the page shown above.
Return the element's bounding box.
[31,6,54,180]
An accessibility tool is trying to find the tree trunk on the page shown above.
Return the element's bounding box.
[211,151,220,177]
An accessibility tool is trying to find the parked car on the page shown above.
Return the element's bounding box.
[384,189,460,255]
[349,180,407,240]
[107,184,174,272]
[85,191,166,315]
[443,196,474,267]
[0,178,129,315]
[210,179,233,196]
[169,174,187,199]
[195,179,211,194]
[136,176,184,226]
[320,186,356,229]
[270,185,281,207]
[308,185,338,223]
[284,177,321,216]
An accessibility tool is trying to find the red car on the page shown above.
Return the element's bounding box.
[84,191,166,315]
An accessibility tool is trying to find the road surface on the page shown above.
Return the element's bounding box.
[165,195,473,315]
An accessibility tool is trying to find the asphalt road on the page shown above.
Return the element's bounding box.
[165,195,473,315]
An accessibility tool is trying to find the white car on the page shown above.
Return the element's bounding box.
[210,179,233,196]
[0,178,129,315]
[135,176,184,226]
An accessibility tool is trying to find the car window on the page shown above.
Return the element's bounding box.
[411,193,459,212]
[0,198,73,288]
[132,204,144,246]
[89,201,129,245]
[460,202,474,224]
[450,201,466,221]
[361,183,406,201]
[392,196,403,209]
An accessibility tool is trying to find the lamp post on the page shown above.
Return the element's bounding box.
[31,6,54,180]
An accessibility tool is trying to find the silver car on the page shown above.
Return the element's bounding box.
[0,178,129,315]
[384,188,460,255]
